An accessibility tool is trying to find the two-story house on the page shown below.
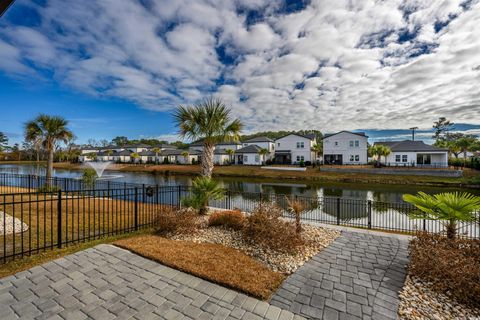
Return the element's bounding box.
[274,133,317,164]
[323,131,368,165]
[242,137,275,161]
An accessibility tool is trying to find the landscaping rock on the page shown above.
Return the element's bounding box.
[398,275,480,320]
[169,224,340,274]
[0,211,29,235]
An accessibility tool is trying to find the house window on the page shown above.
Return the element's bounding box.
[334,141,338,146]
[402,155,408,162]
[296,142,304,149]
[395,155,401,162]
[355,140,359,147]
[243,155,248,162]
[277,142,280,147]
[255,155,260,162]
[349,141,354,147]
[355,155,359,161]
[296,156,304,162]
[350,155,354,161]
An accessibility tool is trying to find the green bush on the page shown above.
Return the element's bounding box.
[37,185,61,193]
[82,168,98,189]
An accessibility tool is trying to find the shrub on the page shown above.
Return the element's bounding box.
[243,202,303,253]
[155,207,198,235]
[82,168,97,189]
[409,232,480,308]
[285,197,309,235]
[181,177,225,215]
[208,210,245,230]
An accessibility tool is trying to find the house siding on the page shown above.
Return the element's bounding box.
[323,132,368,164]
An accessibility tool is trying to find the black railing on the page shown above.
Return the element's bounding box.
[1,173,480,264]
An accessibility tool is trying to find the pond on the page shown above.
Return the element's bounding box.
[1,164,479,237]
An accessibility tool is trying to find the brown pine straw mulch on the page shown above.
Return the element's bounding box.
[114,235,285,300]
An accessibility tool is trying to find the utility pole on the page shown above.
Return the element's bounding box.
[409,127,418,141]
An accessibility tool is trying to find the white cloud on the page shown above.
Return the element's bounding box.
[0,0,479,134]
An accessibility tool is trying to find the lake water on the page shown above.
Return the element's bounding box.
[1,164,479,237]
[1,163,478,203]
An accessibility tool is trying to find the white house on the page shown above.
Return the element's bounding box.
[323,131,368,165]
[274,133,317,164]
[214,149,232,165]
[189,140,242,153]
[243,137,275,160]
[235,145,265,165]
[374,140,449,167]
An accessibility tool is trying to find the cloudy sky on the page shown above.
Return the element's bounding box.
[1,0,480,144]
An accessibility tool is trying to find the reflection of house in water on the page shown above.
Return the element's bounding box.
[321,188,369,221]
[322,188,369,200]
[372,192,405,203]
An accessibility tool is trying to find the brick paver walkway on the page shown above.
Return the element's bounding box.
[0,245,302,320]
[270,232,408,320]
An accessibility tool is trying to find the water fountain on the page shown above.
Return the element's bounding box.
[85,162,122,180]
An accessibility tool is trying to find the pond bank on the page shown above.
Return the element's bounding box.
[51,162,480,189]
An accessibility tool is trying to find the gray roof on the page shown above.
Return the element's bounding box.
[190,139,242,147]
[117,150,132,156]
[244,136,274,143]
[138,150,156,156]
[276,133,317,141]
[123,143,151,148]
[324,131,367,139]
[162,149,199,156]
[214,148,231,155]
[235,145,262,154]
[374,140,448,152]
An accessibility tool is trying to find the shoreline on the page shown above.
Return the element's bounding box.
[47,162,480,190]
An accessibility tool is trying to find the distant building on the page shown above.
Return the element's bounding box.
[274,133,317,164]
[374,140,448,167]
[323,131,369,165]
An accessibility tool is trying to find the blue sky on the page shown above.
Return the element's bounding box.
[1,0,480,145]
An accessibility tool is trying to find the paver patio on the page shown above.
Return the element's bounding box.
[270,231,409,320]
[0,245,302,320]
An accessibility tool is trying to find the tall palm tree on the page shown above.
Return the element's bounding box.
[403,192,480,239]
[173,98,243,177]
[152,147,161,164]
[225,148,235,164]
[25,115,73,186]
[257,148,269,165]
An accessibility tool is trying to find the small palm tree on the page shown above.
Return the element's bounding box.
[25,115,73,186]
[225,148,235,164]
[182,176,225,215]
[181,150,190,164]
[105,149,113,161]
[403,192,480,239]
[286,196,310,235]
[173,98,243,177]
[152,147,161,164]
[379,145,391,165]
[258,148,269,165]
[131,152,140,164]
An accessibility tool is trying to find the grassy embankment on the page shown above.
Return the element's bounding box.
[52,162,480,188]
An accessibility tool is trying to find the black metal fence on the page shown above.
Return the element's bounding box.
[1,173,480,263]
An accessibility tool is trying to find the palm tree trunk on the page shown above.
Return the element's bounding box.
[464,151,467,167]
[446,220,456,240]
[46,147,54,186]
[201,142,215,177]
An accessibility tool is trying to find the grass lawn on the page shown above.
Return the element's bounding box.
[115,235,285,300]
[0,230,152,279]
[0,190,166,260]
[53,162,480,188]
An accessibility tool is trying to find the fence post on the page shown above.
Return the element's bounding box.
[336,197,340,225]
[178,186,181,208]
[227,190,231,210]
[28,174,32,191]
[142,184,146,203]
[423,218,426,231]
[57,190,62,248]
[367,200,372,229]
[134,187,139,231]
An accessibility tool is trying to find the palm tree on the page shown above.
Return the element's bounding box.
[173,98,243,177]
[25,115,73,186]
[225,148,235,164]
[152,147,161,164]
[181,176,225,215]
[311,143,322,162]
[403,192,480,239]
[181,150,190,164]
[257,148,269,165]
[131,152,140,164]
[105,149,114,161]
[368,145,381,166]
[379,145,391,165]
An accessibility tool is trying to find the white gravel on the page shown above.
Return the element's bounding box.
[398,275,480,320]
[169,223,340,274]
[0,211,29,235]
